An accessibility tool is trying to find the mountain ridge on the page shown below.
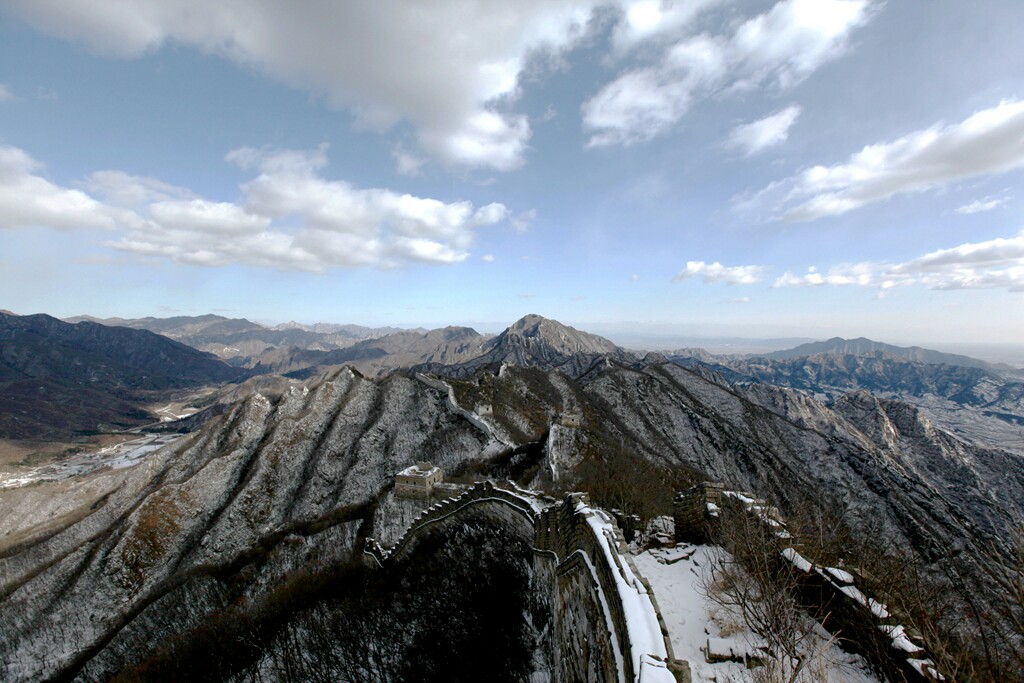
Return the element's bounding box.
[762,335,1019,372]
[0,312,244,439]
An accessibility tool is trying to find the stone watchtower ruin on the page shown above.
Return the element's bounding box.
[394,462,443,499]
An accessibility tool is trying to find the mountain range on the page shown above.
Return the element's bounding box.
[2,313,1022,680]
[5,311,1024,454]
[759,335,1020,373]
[64,314,409,360]
[0,312,244,439]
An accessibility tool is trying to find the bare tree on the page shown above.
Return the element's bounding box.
[703,506,825,683]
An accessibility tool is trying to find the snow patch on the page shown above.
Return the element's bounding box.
[781,547,813,573]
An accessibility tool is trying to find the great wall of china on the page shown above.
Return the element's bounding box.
[363,479,942,683]
[365,480,686,682]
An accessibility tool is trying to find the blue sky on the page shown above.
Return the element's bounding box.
[2,0,1024,348]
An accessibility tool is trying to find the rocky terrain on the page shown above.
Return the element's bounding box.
[675,348,1024,455]
[415,313,636,379]
[1,314,1022,680]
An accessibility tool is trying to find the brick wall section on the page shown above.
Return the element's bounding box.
[673,482,723,544]
[674,484,941,682]
[364,480,540,566]
[366,482,690,682]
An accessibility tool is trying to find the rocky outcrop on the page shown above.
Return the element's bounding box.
[418,314,636,379]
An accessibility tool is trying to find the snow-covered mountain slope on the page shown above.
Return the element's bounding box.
[1,354,1021,680]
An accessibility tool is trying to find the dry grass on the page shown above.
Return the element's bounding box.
[0,439,70,469]
[119,487,191,592]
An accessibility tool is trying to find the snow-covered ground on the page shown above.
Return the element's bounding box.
[634,545,882,682]
[0,433,186,490]
[155,403,200,422]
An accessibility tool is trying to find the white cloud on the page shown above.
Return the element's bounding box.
[724,105,801,155]
[0,145,125,231]
[4,1,604,171]
[672,260,767,285]
[511,209,537,233]
[752,100,1024,221]
[148,199,269,234]
[772,264,877,287]
[0,84,15,101]
[611,0,725,54]
[84,170,193,207]
[584,0,872,146]
[955,196,1008,215]
[393,148,426,177]
[481,254,496,262]
[0,143,511,270]
[773,229,1024,292]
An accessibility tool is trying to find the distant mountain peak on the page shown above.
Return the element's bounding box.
[764,336,1012,372]
[470,315,624,370]
[507,313,548,331]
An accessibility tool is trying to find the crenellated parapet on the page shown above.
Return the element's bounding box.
[364,479,545,566]
[366,482,689,682]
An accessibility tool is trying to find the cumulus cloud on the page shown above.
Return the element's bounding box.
[0,143,510,270]
[773,229,1024,292]
[4,0,606,171]
[0,84,15,101]
[611,0,724,54]
[584,0,872,146]
[724,105,801,155]
[0,145,126,231]
[955,195,1008,215]
[750,100,1024,221]
[673,260,767,285]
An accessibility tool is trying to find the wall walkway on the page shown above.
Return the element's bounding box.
[364,481,689,682]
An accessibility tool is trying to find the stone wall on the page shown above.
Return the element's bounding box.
[365,481,688,682]
[674,484,942,682]
[364,480,541,567]
[673,482,723,543]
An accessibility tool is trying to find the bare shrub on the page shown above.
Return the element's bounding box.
[703,507,826,683]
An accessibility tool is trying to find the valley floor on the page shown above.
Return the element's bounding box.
[0,432,186,490]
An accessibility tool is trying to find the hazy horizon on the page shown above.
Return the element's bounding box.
[7,304,1024,366]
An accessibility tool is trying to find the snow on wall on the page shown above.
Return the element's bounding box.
[677,483,944,683]
[366,482,684,682]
